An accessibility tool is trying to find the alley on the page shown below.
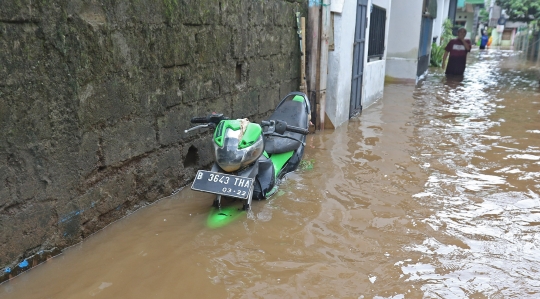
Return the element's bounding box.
[2,50,540,298]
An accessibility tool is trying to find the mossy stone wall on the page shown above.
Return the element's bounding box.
[0,0,304,281]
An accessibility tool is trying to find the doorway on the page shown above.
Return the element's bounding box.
[350,0,368,117]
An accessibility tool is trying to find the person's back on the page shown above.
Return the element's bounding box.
[480,34,488,50]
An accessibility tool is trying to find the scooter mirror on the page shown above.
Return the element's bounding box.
[274,120,287,135]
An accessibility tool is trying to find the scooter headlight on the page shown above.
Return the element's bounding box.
[213,120,264,172]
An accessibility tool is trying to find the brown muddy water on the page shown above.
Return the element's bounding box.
[2,50,540,298]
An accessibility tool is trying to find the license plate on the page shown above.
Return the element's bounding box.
[191,170,254,199]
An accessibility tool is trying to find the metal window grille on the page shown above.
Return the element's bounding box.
[368,5,386,60]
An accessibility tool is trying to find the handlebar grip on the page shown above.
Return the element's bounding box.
[286,125,309,135]
[191,117,208,123]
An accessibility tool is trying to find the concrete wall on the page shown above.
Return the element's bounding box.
[363,0,391,109]
[385,0,424,80]
[491,28,501,46]
[326,0,357,127]
[0,0,304,282]
[363,60,386,109]
[456,10,474,38]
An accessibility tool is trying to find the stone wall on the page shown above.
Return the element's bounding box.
[0,0,304,281]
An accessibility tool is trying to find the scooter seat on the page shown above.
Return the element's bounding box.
[264,97,308,154]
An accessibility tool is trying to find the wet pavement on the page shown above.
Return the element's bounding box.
[2,50,540,298]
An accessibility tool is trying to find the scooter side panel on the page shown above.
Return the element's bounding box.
[279,146,304,180]
[270,151,294,179]
[254,156,275,199]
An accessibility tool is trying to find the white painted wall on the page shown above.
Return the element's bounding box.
[362,60,386,109]
[362,0,392,109]
[456,11,474,38]
[326,0,357,127]
[385,0,424,80]
[432,0,451,44]
[325,0,391,128]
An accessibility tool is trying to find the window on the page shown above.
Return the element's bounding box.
[368,5,386,61]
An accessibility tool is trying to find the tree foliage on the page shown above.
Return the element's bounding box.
[439,19,455,47]
[431,19,455,68]
[479,8,490,23]
[495,0,540,22]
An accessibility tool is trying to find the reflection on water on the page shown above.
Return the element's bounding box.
[2,50,540,298]
[407,50,540,298]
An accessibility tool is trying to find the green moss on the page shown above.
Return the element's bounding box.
[163,0,179,23]
[299,159,314,170]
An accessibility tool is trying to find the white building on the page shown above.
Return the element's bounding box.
[432,0,453,43]
[321,0,454,128]
[385,0,451,82]
[325,0,392,128]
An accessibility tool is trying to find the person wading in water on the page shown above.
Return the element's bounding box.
[442,27,472,76]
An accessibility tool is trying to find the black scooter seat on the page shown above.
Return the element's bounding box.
[264,96,309,154]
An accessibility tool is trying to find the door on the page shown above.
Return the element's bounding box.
[417,16,433,77]
[350,0,368,117]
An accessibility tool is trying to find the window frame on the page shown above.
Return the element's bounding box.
[367,5,387,61]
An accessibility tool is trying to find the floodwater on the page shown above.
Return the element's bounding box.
[2,50,540,298]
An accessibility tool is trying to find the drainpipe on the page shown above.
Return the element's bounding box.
[307,0,320,129]
[318,0,330,130]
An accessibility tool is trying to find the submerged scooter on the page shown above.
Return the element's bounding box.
[185,92,311,211]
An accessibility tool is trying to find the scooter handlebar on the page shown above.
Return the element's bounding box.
[261,120,309,135]
[190,114,229,124]
[286,125,309,135]
[190,117,208,123]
